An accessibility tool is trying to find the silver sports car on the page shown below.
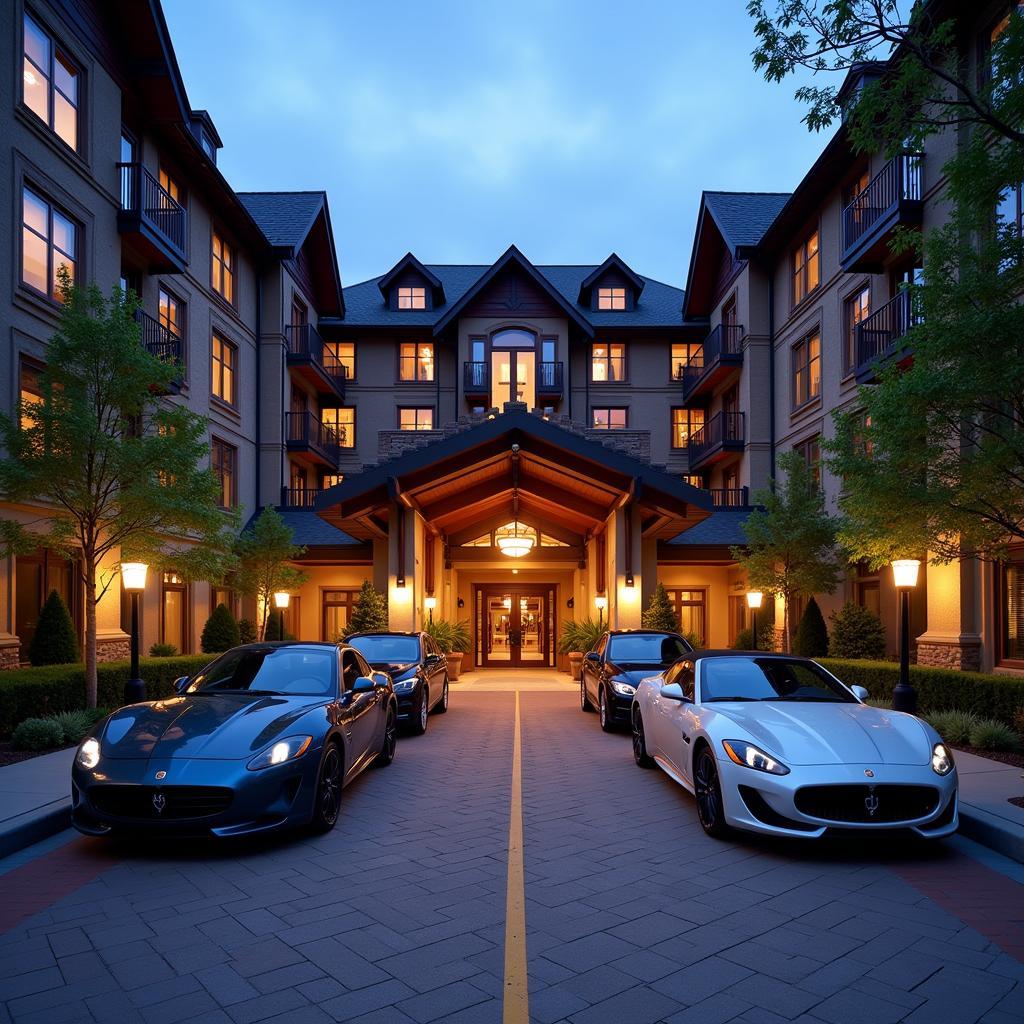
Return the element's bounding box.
[630,651,958,840]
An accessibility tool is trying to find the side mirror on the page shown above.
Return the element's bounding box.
[372,673,389,688]
[172,676,190,695]
[584,652,601,664]
[660,682,689,702]
[352,676,375,694]
[425,653,441,665]
[851,685,869,702]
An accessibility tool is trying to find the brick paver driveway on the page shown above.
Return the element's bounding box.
[1,674,1022,1023]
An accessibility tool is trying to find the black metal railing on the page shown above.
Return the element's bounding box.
[464,361,489,393]
[135,309,183,365]
[688,411,745,464]
[285,324,349,392]
[117,162,188,257]
[842,154,922,255]
[682,323,744,390]
[282,487,326,508]
[708,486,749,508]
[536,361,564,393]
[856,290,919,371]
[285,412,343,457]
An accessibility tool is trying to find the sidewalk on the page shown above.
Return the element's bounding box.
[0,747,75,858]
[955,748,1024,863]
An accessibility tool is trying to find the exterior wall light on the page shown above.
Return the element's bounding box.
[121,562,149,592]
[121,563,149,704]
[891,558,922,712]
[746,590,763,652]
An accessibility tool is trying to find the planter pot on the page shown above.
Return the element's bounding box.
[447,652,464,680]
[568,652,584,681]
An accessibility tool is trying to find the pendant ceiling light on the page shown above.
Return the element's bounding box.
[496,444,535,558]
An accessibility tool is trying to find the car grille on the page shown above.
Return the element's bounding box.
[89,785,233,821]
[794,784,940,824]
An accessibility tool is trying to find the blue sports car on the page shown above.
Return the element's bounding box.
[72,642,397,839]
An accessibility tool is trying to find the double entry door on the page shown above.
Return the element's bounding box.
[476,586,554,667]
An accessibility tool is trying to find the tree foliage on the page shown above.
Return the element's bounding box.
[641,582,681,633]
[828,601,887,660]
[342,580,389,639]
[0,279,235,705]
[793,596,829,658]
[28,590,80,666]
[201,603,241,653]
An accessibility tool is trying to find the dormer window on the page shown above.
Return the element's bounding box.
[597,287,627,310]
[398,286,426,310]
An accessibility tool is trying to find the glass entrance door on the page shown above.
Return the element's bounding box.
[477,586,553,667]
[490,351,535,409]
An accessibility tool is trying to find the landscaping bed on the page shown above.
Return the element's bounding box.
[0,741,71,768]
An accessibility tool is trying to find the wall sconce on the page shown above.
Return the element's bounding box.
[396,573,405,588]
[457,597,465,609]
[625,572,635,588]
[566,597,574,609]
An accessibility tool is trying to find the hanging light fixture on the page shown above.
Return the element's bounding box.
[496,444,535,558]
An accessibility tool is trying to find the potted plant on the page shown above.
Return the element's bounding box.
[424,619,471,679]
[558,618,603,680]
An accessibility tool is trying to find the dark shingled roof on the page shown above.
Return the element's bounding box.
[244,507,361,548]
[666,507,754,547]
[702,192,792,254]
[338,264,687,328]
[237,191,325,250]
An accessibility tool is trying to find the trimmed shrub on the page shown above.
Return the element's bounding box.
[343,581,389,638]
[732,625,777,651]
[819,658,1024,727]
[238,619,256,644]
[50,709,96,745]
[793,597,829,658]
[924,710,978,745]
[27,590,80,666]
[866,699,893,709]
[969,719,1021,752]
[149,643,178,657]
[828,602,886,660]
[12,717,65,750]
[642,583,680,633]
[733,628,753,650]
[201,604,240,653]
[263,614,296,642]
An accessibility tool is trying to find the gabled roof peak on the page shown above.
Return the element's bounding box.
[377,252,445,303]
[579,253,645,304]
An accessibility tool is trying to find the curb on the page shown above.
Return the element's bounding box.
[958,802,1024,865]
[0,799,71,860]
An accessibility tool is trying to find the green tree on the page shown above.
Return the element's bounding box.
[342,580,389,639]
[641,582,680,633]
[233,507,309,641]
[829,601,887,660]
[732,451,842,652]
[0,279,235,706]
[27,590,80,666]
[201,603,241,653]
[793,596,829,658]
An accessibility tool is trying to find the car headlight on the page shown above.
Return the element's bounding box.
[610,680,636,696]
[931,743,954,776]
[722,739,790,776]
[247,735,313,771]
[392,675,417,691]
[76,737,100,770]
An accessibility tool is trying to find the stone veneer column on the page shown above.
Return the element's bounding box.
[0,552,19,669]
[915,556,983,671]
[95,547,130,663]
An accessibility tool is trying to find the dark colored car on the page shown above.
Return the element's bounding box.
[347,631,449,735]
[581,630,693,732]
[71,642,397,839]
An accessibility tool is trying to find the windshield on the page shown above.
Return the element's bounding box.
[607,633,691,666]
[348,635,421,664]
[700,657,855,704]
[187,646,336,697]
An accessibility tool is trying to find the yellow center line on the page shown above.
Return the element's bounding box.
[502,689,529,1024]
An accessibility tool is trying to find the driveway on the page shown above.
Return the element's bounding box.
[0,677,1021,1023]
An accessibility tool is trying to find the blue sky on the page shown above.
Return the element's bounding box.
[163,0,828,289]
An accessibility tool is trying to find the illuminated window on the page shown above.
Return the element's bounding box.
[591,342,625,381]
[665,589,706,646]
[592,408,627,429]
[671,343,699,380]
[795,435,822,493]
[324,342,355,379]
[399,342,434,381]
[158,288,184,351]
[322,407,355,448]
[321,473,343,488]
[158,166,181,204]
[19,361,44,433]
[398,286,426,309]
[211,438,237,509]
[211,332,236,404]
[682,474,703,488]
[792,228,820,305]
[597,287,626,310]
[844,286,870,373]
[21,187,75,300]
[399,408,434,431]
[792,330,821,407]
[211,230,234,303]
[671,408,704,448]
[22,14,79,150]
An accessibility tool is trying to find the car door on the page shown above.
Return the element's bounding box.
[584,634,608,704]
[666,661,699,785]
[341,648,378,775]
[424,637,445,709]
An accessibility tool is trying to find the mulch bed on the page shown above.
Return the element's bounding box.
[0,741,70,767]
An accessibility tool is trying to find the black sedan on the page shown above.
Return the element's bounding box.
[347,631,449,735]
[71,642,397,839]
[581,630,693,732]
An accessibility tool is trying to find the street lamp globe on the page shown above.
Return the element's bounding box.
[121,562,148,592]
[890,558,922,713]
[273,591,291,610]
[746,591,764,610]
[892,559,921,588]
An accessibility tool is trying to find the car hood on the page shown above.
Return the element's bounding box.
[368,661,416,677]
[611,666,666,686]
[708,702,931,766]
[99,693,326,760]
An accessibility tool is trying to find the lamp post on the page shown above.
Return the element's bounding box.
[595,593,608,630]
[746,591,764,651]
[272,591,290,640]
[424,594,436,625]
[121,562,148,704]
[891,559,921,712]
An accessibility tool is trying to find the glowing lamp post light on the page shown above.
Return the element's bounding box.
[272,591,290,641]
[121,562,148,703]
[595,593,608,629]
[746,591,764,652]
[424,594,437,624]
[891,559,921,713]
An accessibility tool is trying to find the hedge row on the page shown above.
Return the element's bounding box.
[0,654,213,737]
[820,658,1024,726]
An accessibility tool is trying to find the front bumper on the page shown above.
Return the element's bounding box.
[716,755,959,840]
[607,690,635,724]
[71,748,321,838]
[393,683,420,721]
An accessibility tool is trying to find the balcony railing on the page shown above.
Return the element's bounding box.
[464,361,489,397]
[708,486,749,508]
[285,411,342,464]
[682,324,744,401]
[282,487,326,508]
[688,411,745,468]
[842,154,923,269]
[536,361,564,395]
[135,309,183,365]
[285,324,348,398]
[855,290,919,379]
[117,162,188,269]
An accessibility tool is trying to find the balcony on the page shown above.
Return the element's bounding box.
[285,324,348,401]
[464,361,489,401]
[841,154,923,271]
[708,486,749,508]
[688,411,745,471]
[536,361,564,400]
[854,290,918,383]
[682,324,744,403]
[285,411,342,468]
[117,163,188,272]
[281,487,326,508]
[135,310,184,392]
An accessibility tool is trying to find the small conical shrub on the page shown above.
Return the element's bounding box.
[201,603,241,653]
[642,583,679,633]
[828,602,886,659]
[343,580,389,638]
[28,590,80,666]
[238,618,256,644]
[793,596,829,658]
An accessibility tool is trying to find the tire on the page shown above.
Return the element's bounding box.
[434,676,449,714]
[694,746,731,839]
[408,684,428,736]
[581,677,594,712]
[375,704,397,767]
[632,710,655,768]
[599,687,616,733]
[309,742,343,834]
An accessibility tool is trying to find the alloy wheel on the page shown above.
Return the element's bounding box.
[317,745,342,828]
[694,749,728,837]
[632,713,653,767]
[420,690,429,731]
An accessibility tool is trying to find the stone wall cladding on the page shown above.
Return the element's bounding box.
[96,638,130,663]
[0,643,20,671]
[917,640,982,672]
